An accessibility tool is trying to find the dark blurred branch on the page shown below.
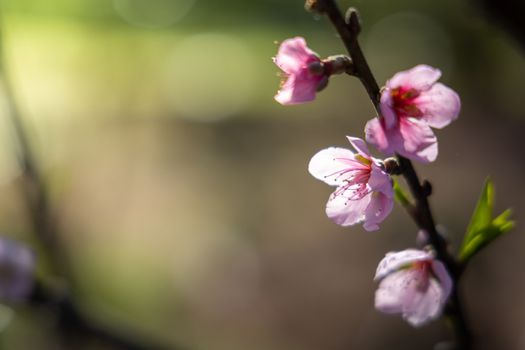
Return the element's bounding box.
[0,14,70,280]
[306,0,472,348]
[31,282,177,350]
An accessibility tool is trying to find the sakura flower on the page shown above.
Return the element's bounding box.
[273,37,326,105]
[308,137,393,231]
[366,65,461,163]
[0,238,35,302]
[374,249,453,327]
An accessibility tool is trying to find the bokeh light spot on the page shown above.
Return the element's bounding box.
[113,0,196,28]
[163,33,257,122]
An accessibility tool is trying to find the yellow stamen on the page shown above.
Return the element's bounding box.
[355,154,372,166]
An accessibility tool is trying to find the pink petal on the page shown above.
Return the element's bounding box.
[274,37,319,74]
[375,268,424,314]
[308,147,361,187]
[416,82,461,129]
[375,249,433,281]
[366,117,438,163]
[375,268,444,327]
[431,260,453,303]
[387,65,442,92]
[325,191,372,227]
[397,118,438,163]
[365,117,393,156]
[367,163,393,195]
[403,277,444,327]
[363,191,393,231]
[346,136,370,158]
[375,271,410,314]
[379,90,398,129]
[275,72,322,105]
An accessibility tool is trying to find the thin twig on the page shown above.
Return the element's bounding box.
[0,13,71,280]
[31,282,177,350]
[307,0,472,348]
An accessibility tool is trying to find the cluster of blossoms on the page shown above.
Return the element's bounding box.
[274,37,460,326]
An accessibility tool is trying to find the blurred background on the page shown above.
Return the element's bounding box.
[0,0,523,349]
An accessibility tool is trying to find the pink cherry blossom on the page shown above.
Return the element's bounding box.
[374,249,453,327]
[273,37,326,105]
[366,65,460,163]
[308,136,393,231]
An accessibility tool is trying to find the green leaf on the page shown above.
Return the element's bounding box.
[459,178,515,263]
[393,179,411,207]
[464,178,493,242]
[493,209,514,229]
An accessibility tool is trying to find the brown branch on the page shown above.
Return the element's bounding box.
[306,0,472,348]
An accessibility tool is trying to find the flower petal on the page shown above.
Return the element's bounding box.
[366,117,438,163]
[365,117,394,156]
[417,82,461,129]
[397,118,438,163]
[275,72,322,105]
[368,163,393,195]
[375,249,433,281]
[380,90,398,129]
[375,267,444,327]
[308,147,362,186]
[274,37,319,74]
[375,270,412,314]
[387,65,442,92]
[403,277,444,327]
[363,191,393,231]
[346,136,370,158]
[325,191,372,227]
[431,260,453,303]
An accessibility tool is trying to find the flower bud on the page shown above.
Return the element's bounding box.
[345,8,362,35]
[307,61,324,76]
[304,0,327,14]
[323,55,353,75]
[383,157,402,175]
[315,75,329,92]
[273,37,326,105]
[416,230,429,248]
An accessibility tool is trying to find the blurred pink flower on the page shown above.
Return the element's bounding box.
[366,65,460,163]
[0,238,35,301]
[374,249,452,327]
[273,37,326,105]
[308,137,393,231]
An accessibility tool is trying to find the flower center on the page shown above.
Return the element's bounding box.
[324,155,375,203]
[391,87,423,118]
[412,260,432,291]
[355,154,372,166]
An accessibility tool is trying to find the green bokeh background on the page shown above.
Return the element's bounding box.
[0,0,523,349]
